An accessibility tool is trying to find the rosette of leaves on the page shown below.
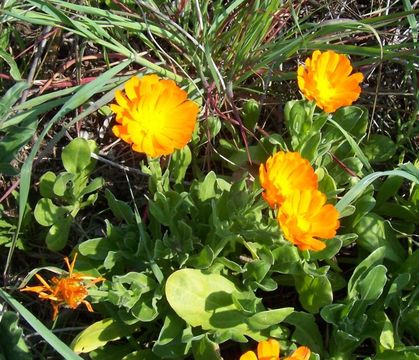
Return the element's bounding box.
[34,138,104,251]
[74,163,331,359]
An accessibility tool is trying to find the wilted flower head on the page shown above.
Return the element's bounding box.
[277,189,340,251]
[111,74,199,157]
[297,50,363,113]
[239,339,311,360]
[21,253,104,320]
[259,151,318,208]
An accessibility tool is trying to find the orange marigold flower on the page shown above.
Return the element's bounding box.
[259,151,318,208]
[110,74,199,157]
[239,339,311,360]
[277,189,340,251]
[297,50,363,113]
[21,253,104,320]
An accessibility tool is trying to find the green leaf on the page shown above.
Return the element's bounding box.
[347,247,385,299]
[247,308,294,330]
[78,237,115,261]
[0,49,21,81]
[295,274,333,313]
[300,132,321,162]
[192,335,222,360]
[61,138,92,174]
[0,310,31,360]
[327,117,372,172]
[169,146,192,184]
[0,82,29,124]
[39,171,57,199]
[89,344,135,360]
[34,198,68,226]
[354,213,405,263]
[198,171,217,201]
[165,269,251,332]
[357,265,387,304]
[271,245,302,274]
[53,173,74,197]
[45,216,72,251]
[309,238,342,261]
[0,116,37,175]
[336,168,419,214]
[71,318,138,354]
[363,134,396,163]
[327,106,368,140]
[242,99,260,130]
[153,312,189,359]
[284,311,323,355]
[105,189,135,224]
[79,177,105,197]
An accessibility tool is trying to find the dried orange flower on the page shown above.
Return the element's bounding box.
[259,151,318,208]
[240,339,311,360]
[277,189,340,251]
[21,253,104,320]
[111,74,199,157]
[297,50,363,113]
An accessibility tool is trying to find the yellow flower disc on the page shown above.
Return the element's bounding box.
[259,151,318,208]
[111,74,199,157]
[297,50,363,113]
[277,189,340,251]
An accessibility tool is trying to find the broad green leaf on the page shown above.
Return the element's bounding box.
[354,213,405,263]
[375,176,404,207]
[105,189,135,224]
[198,171,217,201]
[309,238,342,261]
[153,312,189,358]
[166,269,250,332]
[89,344,135,360]
[347,247,385,299]
[122,350,160,360]
[295,274,333,313]
[39,171,57,199]
[79,177,105,197]
[242,99,260,130]
[363,134,396,163]
[300,132,320,162]
[169,146,192,184]
[71,318,138,354]
[77,237,114,261]
[52,173,74,197]
[61,138,92,174]
[247,308,294,330]
[357,265,387,304]
[34,198,68,226]
[155,312,185,347]
[0,310,31,360]
[284,311,324,355]
[192,335,222,360]
[271,245,302,274]
[45,216,72,251]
